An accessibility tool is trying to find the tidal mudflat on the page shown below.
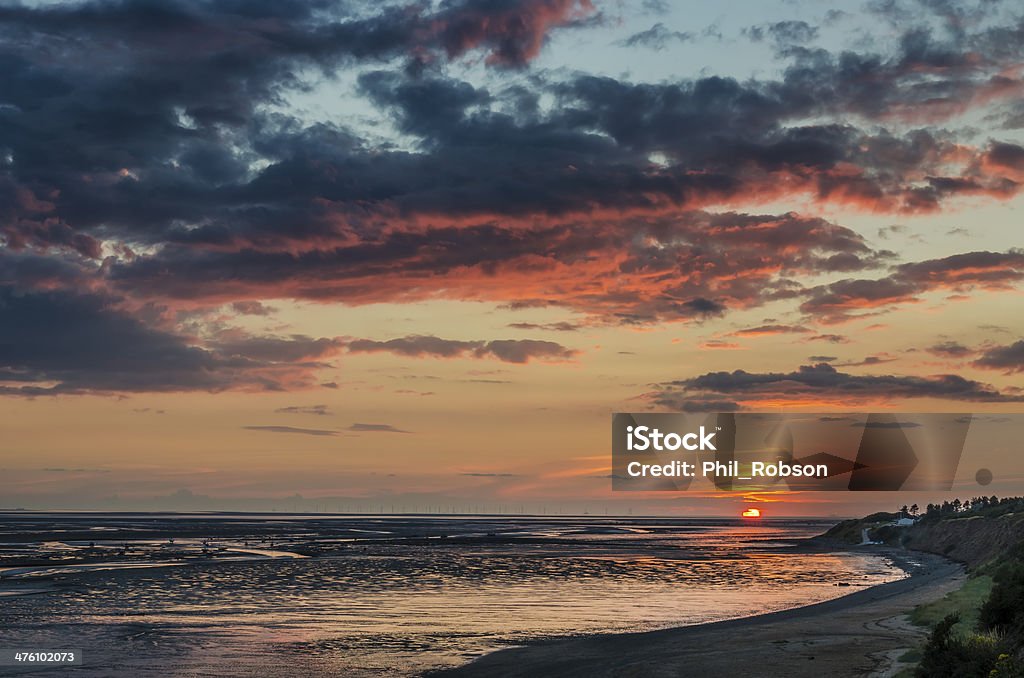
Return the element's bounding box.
[0,514,904,676]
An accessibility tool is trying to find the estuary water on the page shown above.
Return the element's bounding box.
[0,515,904,676]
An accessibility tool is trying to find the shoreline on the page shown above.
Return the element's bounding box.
[436,546,964,678]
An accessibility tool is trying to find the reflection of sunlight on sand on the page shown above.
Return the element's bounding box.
[1,561,185,580]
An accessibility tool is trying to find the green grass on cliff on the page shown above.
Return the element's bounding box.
[895,575,997,678]
[909,575,993,636]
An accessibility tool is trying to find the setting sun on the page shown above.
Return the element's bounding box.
[742,508,762,519]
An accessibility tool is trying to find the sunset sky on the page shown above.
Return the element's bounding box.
[1,0,1023,515]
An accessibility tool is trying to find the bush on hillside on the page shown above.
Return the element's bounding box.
[980,561,1024,638]
[915,613,1002,678]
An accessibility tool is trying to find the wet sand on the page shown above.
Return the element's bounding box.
[0,514,940,676]
[440,549,963,678]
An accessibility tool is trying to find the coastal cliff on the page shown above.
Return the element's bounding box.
[903,512,1024,569]
[822,499,1024,570]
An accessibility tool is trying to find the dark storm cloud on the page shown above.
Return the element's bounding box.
[649,362,1024,408]
[3,1,1021,260]
[0,286,228,395]
[0,248,95,289]
[0,284,341,396]
[801,250,1024,321]
[800,277,920,319]
[0,0,1023,396]
[108,211,883,324]
[897,250,1024,286]
[985,142,1024,171]
[0,0,595,253]
[0,0,593,74]
[347,335,578,363]
[974,340,1024,373]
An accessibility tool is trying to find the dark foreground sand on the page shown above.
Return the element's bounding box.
[439,549,963,678]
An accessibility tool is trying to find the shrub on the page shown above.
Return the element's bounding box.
[980,562,1024,638]
[915,613,1002,678]
[990,652,1024,677]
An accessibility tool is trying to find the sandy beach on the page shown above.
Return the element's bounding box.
[439,549,963,678]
